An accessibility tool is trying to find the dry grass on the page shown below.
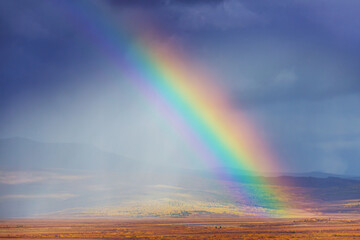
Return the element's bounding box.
[1,217,360,239]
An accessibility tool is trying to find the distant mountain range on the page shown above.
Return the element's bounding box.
[278,171,360,180]
[1,137,360,218]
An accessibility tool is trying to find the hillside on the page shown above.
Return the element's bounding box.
[1,138,360,218]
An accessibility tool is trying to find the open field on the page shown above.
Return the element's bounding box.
[1,217,360,239]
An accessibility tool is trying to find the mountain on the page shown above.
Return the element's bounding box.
[279,171,360,179]
[270,176,360,188]
[1,138,360,218]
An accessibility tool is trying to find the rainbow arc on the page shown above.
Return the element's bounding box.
[61,1,292,216]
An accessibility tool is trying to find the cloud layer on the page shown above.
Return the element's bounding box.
[1,0,360,175]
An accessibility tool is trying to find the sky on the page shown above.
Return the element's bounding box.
[1,0,360,175]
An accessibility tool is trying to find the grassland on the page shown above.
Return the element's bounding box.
[1,217,360,239]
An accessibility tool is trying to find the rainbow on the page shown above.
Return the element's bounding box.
[60,1,290,216]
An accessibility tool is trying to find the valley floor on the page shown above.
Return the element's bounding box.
[1,217,360,239]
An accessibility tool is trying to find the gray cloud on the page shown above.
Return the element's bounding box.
[1,0,360,176]
[302,0,360,43]
[108,0,223,7]
[175,0,263,30]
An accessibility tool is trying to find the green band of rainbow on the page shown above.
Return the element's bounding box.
[59,1,292,216]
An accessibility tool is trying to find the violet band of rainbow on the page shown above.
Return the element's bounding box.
[58,1,292,216]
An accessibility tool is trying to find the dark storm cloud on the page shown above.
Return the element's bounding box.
[1,0,360,113]
[1,0,360,174]
[0,0,106,108]
[107,0,223,7]
[112,0,261,31]
[177,0,360,106]
[104,0,360,105]
[0,0,260,106]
